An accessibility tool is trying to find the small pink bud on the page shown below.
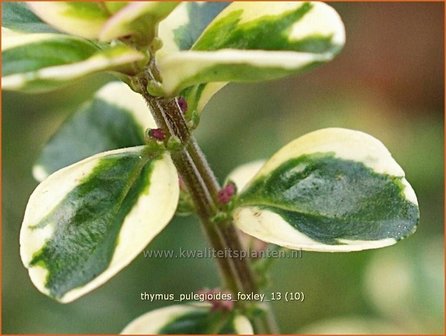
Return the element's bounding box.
[177,97,188,113]
[148,128,166,141]
[218,182,236,205]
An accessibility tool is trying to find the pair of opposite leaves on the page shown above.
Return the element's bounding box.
[3,1,345,117]
[21,82,419,305]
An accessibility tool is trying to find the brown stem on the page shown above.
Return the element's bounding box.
[133,68,278,334]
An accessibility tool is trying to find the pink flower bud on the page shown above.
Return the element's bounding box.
[218,182,236,205]
[148,128,166,141]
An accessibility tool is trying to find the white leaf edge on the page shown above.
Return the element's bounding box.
[20,146,179,303]
[157,2,190,56]
[99,2,178,42]
[234,207,398,252]
[158,49,334,96]
[3,44,145,91]
[1,29,64,50]
[27,2,108,39]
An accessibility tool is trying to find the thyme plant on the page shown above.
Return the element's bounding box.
[3,2,419,334]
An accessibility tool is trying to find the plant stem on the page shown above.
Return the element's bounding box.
[134,67,278,334]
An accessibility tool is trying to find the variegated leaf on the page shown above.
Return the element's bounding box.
[99,2,179,44]
[121,304,253,334]
[156,1,345,117]
[27,2,110,39]
[33,82,155,181]
[233,128,419,252]
[20,147,179,302]
[2,31,147,92]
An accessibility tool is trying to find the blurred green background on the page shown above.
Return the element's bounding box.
[2,3,444,334]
